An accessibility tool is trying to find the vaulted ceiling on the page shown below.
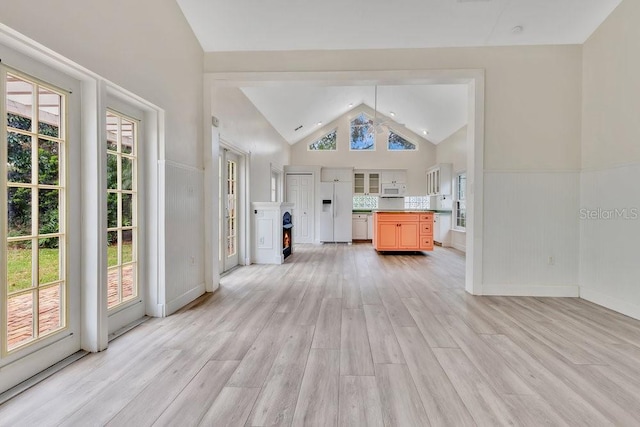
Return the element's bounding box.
[240,84,469,145]
[177,0,621,52]
[181,0,621,146]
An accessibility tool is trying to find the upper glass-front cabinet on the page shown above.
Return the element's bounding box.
[353,171,380,195]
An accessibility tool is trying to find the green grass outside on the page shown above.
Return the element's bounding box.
[7,243,132,293]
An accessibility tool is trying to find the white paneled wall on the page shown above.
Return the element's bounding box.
[483,171,580,296]
[163,161,205,314]
[580,163,640,319]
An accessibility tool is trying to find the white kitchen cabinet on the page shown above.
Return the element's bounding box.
[321,167,353,182]
[354,170,381,195]
[426,164,452,196]
[380,170,407,184]
[352,214,369,240]
[433,212,452,247]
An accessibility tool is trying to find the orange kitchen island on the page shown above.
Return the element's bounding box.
[373,211,434,252]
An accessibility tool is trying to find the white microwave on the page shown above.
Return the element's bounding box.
[380,182,407,197]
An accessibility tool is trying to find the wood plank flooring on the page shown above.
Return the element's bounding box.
[2,243,640,426]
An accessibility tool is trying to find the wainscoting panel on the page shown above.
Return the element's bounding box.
[163,161,205,314]
[482,171,580,296]
[580,163,640,320]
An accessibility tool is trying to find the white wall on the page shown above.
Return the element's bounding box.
[0,0,206,314]
[436,125,468,174]
[211,86,291,202]
[437,125,468,252]
[290,104,436,195]
[581,0,640,319]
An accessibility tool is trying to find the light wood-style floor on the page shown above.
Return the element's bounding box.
[2,243,640,426]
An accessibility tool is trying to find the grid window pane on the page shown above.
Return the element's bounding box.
[7,132,32,183]
[39,241,60,285]
[8,292,35,350]
[8,187,32,237]
[39,285,63,335]
[7,241,33,293]
[38,189,59,234]
[38,139,59,185]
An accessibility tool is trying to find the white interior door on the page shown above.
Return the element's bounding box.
[286,173,314,244]
[222,150,239,271]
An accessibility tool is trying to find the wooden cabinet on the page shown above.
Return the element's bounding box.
[353,171,381,195]
[321,167,353,182]
[426,164,452,196]
[373,212,433,251]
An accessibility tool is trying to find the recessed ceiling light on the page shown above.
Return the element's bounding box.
[348,103,353,108]
[511,25,523,34]
[423,130,428,135]
[390,111,396,117]
[317,122,322,126]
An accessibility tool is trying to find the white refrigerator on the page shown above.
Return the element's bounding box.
[319,181,352,243]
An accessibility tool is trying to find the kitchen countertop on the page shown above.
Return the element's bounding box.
[371,209,453,214]
[353,209,453,214]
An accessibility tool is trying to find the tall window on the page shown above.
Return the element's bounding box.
[350,113,375,150]
[106,111,138,310]
[455,172,467,230]
[3,72,66,352]
[309,130,337,151]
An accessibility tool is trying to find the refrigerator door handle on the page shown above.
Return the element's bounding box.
[334,195,337,218]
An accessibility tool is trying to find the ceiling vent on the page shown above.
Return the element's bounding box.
[294,125,303,131]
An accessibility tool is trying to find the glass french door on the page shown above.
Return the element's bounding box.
[106,110,138,311]
[0,59,81,395]
[220,150,239,272]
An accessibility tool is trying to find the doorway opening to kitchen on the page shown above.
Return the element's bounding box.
[206,70,484,295]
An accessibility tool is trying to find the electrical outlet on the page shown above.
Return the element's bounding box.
[548,256,555,265]
[190,256,195,265]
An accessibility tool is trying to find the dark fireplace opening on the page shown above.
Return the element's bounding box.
[283,211,292,259]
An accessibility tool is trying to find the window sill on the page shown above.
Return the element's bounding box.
[451,228,466,233]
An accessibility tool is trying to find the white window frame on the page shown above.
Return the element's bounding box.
[454,171,467,231]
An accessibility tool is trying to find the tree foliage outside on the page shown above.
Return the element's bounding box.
[309,129,337,150]
[7,113,60,248]
[350,113,375,150]
[388,131,417,151]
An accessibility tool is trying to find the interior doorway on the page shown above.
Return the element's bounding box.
[286,173,314,244]
[219,148,246,273]
[207,70,484,294]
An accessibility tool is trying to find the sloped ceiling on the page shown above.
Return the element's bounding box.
[176,0,621,52]
[240,84,468,145]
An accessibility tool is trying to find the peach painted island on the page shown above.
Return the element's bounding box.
[372,211,434,252]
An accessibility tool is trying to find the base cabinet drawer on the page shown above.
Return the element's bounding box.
[420,223,432,235]
[420,237,434,249]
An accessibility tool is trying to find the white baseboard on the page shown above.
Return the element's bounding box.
[580,287,640,321]
[165,283,206,316]
[451,242,466,252]
[482,284,579,297]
